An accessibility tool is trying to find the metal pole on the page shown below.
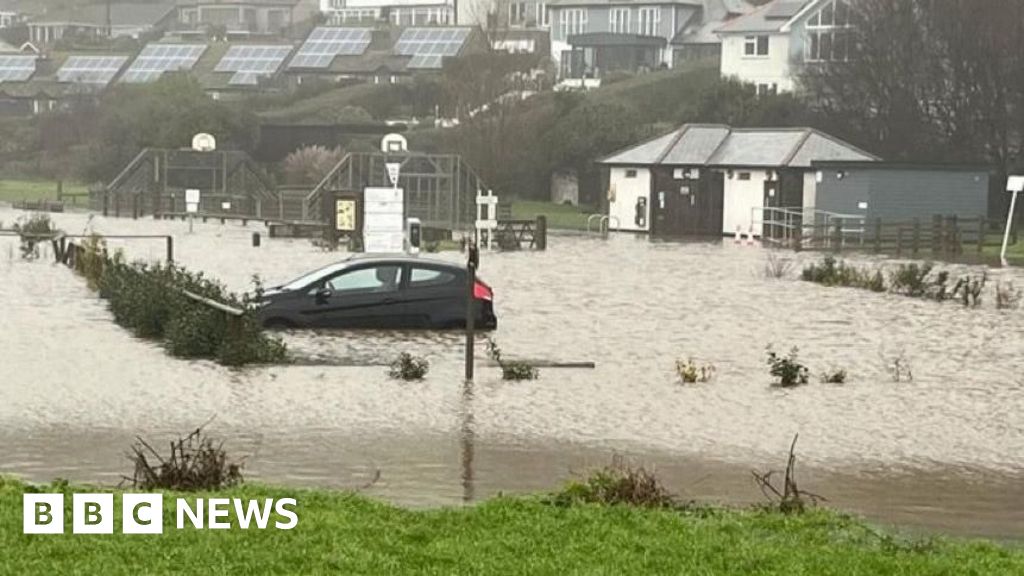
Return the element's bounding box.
[464,243,478,381]
[166,236,174,263]
[1001,190,1018,267]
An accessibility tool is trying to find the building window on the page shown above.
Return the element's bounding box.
[538,2,549,28]
[559,8,587,39]
[509,2,527,26]
[609,8,630,34]
[637,7,660,37]
[625,169,638,178]
[744,35,769,57]
[806,0,853,62]
[738,172,752,181]
[756,83,777,96]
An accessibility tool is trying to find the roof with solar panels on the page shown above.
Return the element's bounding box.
[285,25,484,77]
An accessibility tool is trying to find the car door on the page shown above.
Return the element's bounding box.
[401,264,464,328]
[300,264,405,329]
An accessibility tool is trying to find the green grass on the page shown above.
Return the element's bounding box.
[0,180,89,204]
[981,234,1024,265]
[2,477,1023,575]
[511,201,596,231]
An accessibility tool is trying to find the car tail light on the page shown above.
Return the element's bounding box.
[473,280,493,301]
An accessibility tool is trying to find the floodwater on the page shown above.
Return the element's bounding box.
[1,207,1023,540]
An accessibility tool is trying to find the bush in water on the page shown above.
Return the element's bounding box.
[820,368,848,384]
[12,213,55,260]
[801,256,883,292]
[388,353,430,381]
[550,456,676,509]
[486,338,539,381]
[82,243,286,366]
[766,346,809,387]
[675,358,715,384]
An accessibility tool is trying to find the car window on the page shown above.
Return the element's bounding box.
[323,265,402,294]
[409,267,457,288]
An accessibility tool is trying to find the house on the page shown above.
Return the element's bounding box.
[0,0,42,29]
[456,1,551,56]
[813,162,990,224]
[599,123,878,237]
[0,51,136,115]
[285,25,486,85]
[716,0,851,93]
[320,0,455,26]
[546,0,750,80]
[26,3,178,45]
[176,0,315,35]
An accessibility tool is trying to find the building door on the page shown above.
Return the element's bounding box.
[652,170,724,237]
[763,178,781,240]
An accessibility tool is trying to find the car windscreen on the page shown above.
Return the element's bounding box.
[279,262,349,291]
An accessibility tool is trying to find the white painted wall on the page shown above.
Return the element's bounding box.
[608,167,651,232]
[719,33,795,92]
[802,171,817,213]
[721,169,767,236]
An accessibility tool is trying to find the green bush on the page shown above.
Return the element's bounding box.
[12,213,56,259]
[486,338,539,381]
[801,256,882,291]
[80,242,286,366]
[888,263,934,297]
[388,353,430,381]
[551,457,676,509]
[766,346,809,387]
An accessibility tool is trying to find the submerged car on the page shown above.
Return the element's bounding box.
[256,256,497,330]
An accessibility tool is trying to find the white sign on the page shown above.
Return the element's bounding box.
[186,203,199,214]
[185,189,200,204]
[192,133,216,152]
[385,163,401,188]
[857,201,868,210]
[363,187,405,253]
[221,201,231,211]
[1007,176,1024,193]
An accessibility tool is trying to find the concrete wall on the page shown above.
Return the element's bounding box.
[815,167,990,222]
[608,166,651,232]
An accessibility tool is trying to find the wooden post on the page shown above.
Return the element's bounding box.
[896,227,904,257]
[912,218,921,255]
[873,218,882,253]
[57,180,63,202]
[977,218,986,254]
[831,218,843,252]
[947,215,959,254]
[165,236,174,263]
[535,215,547,251]
[932,215,942,255]
[464,244,479,381]
[102,191,109,217]
[793,221,802,252]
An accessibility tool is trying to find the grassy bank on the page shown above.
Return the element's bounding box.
[511,200,595,231]
[2,478,1022,575]
[0,180,89,204]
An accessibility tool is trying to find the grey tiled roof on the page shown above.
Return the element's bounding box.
[715,0,812,34]
[600,124,878,167]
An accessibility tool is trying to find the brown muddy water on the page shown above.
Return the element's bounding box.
[1,207,1023,540]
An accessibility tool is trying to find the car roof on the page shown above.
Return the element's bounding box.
[343,254,466,269]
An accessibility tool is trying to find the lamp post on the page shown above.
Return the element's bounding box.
[1001,176,1023,267]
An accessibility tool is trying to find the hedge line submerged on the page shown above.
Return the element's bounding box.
[73,235,287,367]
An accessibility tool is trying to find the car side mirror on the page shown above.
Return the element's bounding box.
[314,287,332,303]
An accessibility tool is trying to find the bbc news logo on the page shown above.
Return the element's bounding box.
[23,494,298,534]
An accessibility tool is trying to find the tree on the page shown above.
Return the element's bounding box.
[84,75,257,183]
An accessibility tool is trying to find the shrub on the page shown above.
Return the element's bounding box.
[763,251,792,279]
[551,456,675,509]
[388,352,430,380]
[801,256,880,290]
[486,337,539,381]
[766,346,809,387]
[78,241,287,366]
[820,368,847,384]
[888,263,934,297]
[12,213,56,259]
[126,425,243,491]
[885,350,913,383]
[675,358,715,384]
[951,273,986,307]
[282,145,344,185]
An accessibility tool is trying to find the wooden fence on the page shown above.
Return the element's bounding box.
[781,215,1015,259]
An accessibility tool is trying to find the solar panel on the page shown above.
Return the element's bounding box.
[0,55,37,83]
[288,27,371,69]
[120,44,207,84]
[57,55,128,85]
[394,28,470,69]
[215,45,293,86]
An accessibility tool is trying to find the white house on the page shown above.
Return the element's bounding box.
[320,0,455,25]
[716,0,852,93]
[599,123,878,237]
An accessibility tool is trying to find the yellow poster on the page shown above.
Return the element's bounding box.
[336,200,355,231]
